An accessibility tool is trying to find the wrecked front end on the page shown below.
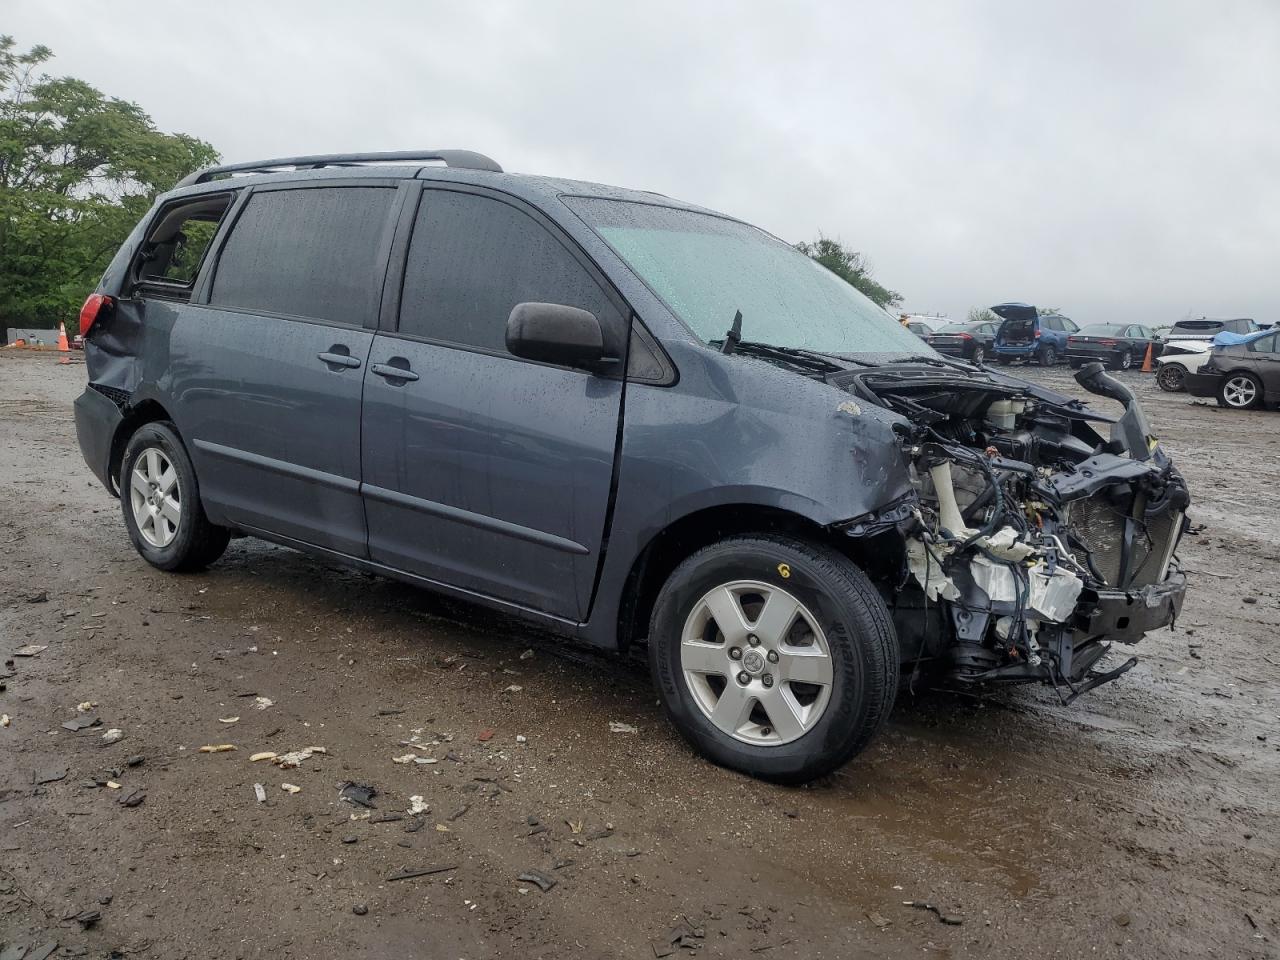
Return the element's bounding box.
[838,361,1189,701]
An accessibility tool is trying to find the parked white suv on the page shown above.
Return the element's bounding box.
[1155,318,1256,392]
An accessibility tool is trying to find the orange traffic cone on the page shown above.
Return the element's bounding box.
[1140,341,1154,373]
[57,322,72,364]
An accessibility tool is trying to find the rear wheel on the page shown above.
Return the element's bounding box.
[120,422,230,571]
[648,535,897,784]
[1217,372,1263,410]
[1156,363,1186,392]
[1038,345,1058,366]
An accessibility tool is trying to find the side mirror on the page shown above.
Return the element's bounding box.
[506,302,608,369]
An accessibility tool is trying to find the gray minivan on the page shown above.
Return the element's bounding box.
[74,150,1190,782]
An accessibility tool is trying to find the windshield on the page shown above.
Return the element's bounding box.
[1078,323,1126,335]
[566,197,932,358]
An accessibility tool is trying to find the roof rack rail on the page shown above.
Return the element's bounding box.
[175,149,503,188]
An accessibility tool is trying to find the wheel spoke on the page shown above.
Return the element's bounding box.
[130,470,149,498]
[681,640,728,676]
[145,449,162,482]
[703,586,749,645]
[752,590,799,645]
[708,682,754,734]
[157,466,178,494]
[780,649,832,686]
[758,687,806,741]
[159,495,181,526]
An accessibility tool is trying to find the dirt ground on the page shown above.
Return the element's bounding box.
[1,349,1276,960]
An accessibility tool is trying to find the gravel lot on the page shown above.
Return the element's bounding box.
[1,350,1277,959]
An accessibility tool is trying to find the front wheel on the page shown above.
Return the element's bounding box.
[1156,364,1186,392]
[648,535,897,784]
[1113,349,1133,371]
[1218,372,1263,410]
[121,421,230,571]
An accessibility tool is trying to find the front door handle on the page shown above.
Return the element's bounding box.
[371,361,419,383]
[318,349,362,370]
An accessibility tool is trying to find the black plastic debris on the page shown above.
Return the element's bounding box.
[447,804,470,822]
[386,864,458,881]
[352,903,368,916]
[339,782,377,809]
[517,869,557,893]
[26,591,49,603]
[125,755,145,767]
[61,715,100,732]
[119,789,146,808]
[905,900,963,925]
[25,944,59,960]
[368,812,402,824]
[74,909,101,928]
[34,765,68,785]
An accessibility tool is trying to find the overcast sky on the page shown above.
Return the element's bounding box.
[10,1,1280,325]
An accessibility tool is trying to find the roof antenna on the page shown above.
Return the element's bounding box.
[721,310,743,355]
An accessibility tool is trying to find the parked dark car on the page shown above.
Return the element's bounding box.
[991,303,1078,366]
[905,321,934,339]
[1066,323,1161,371]
[72,150,1190,783]
[927,321,997,363]
[1184,329,1280,409]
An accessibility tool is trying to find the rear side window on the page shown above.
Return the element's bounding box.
[1042,317,1061,332]
[211,187,395,326]
[1248,334,1277,353]
[397,190,623,355]
[134,193,234,299]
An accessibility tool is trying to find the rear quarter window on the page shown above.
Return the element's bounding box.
[210,186,396,326]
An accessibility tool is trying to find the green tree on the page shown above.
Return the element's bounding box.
[0,36,217,331]
[966,307,999,325]
[794,235,903,309]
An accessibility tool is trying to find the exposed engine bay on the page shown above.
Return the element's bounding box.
[835,359,1189,701]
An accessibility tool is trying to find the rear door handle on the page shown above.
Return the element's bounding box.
[371,361,419,382]
[318,350,362,369]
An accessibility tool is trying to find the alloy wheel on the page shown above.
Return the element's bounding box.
[1157,365,1185,391]
[1222,375,1259,409]
[679,580,833,746]
[129,447,182,548]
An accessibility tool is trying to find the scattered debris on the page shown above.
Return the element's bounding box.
[0,714,8,728]
[517,869,557,892]
[101,728,124,744]
[254,697,274,710]
[407,795,429,815]
[25,590,49,603]
[249,751,277,763]
[62,715,100,732]
[519,648,534,660]
[281,783,301,795]
[904,900,963,925]
[504,685,523,693]
[342,835,359,844]
[392,753,417,764]
[369,813,404,825]
[868,911,892,929]
[14,644,47,657]
[218,716,240,724]
[435,823,450,833]
[609,721,638,734]
[73,909,101,929]
[651,919,705,957]
[126,754,145,767]
[515,734,527,743]
[34,765,68,785]
[119,789,146,808]
[477,729,495,742]
[387,864,458,882]
[253,783,267,803]
[273,746,326,768]
[76,701,96,713]
[106,781,121,790]
[352,903,368,915]
[199,744,236,753]
[340,782,378,808]
[447,804,470,822]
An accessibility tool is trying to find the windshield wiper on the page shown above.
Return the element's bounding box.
[720,309,743,355]
[732,340,849,373]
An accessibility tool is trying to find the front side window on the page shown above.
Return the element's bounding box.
[397,190,623,356]
[1248,333,1277,353]
[565,197,928,358]
[210,187,395,326]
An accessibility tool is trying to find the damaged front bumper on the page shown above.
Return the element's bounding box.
[1078,570,1187,645]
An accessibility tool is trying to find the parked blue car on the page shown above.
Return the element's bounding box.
[991,303,1079,366]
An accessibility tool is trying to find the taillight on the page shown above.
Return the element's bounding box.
[1098,339,1117,346]
[959,333,972,340]
[1034,328,1042,338]
[78,293,113,337]
[1067,336,1078,343]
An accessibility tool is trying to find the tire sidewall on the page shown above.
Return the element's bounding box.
[649,540,884,782]
[120,422,203,571]
[1039,345,1057,366]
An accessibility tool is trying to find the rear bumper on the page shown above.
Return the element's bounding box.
[1066,348,1119,363]
[1077,570,1187,643]
[993,343,1036,356]
[931,344,971,357]
[1184,371,1223,397]
[74,386,124,493]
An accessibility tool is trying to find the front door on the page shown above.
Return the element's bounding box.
[173,183,401,555]
[360,186,628,619]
